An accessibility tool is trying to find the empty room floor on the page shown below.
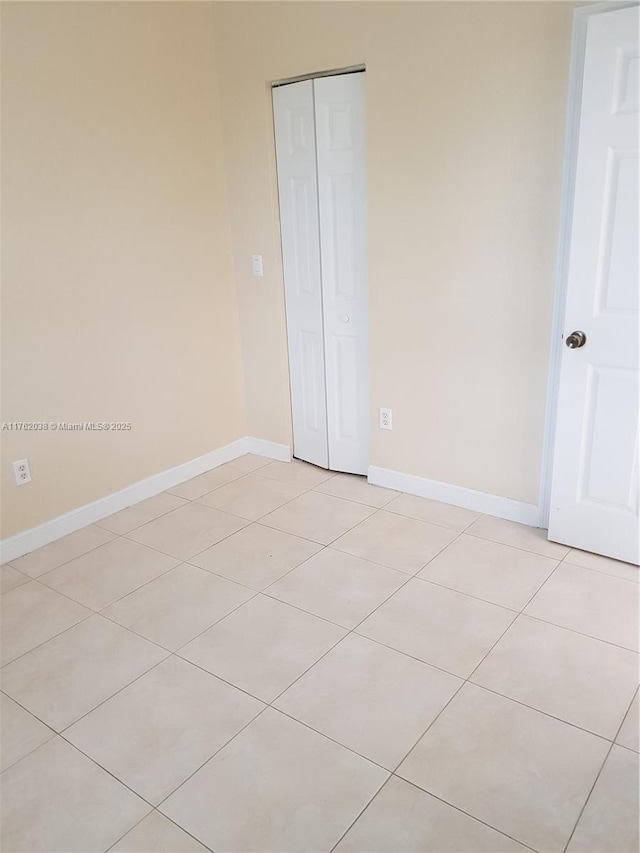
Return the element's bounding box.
[1,455,638,853]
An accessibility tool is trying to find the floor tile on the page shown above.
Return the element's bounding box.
[564,547,640,582]
[335,776,529,852]
[0,737,149,852]
[357,579,515,677]
[617,692,639,753]
[267,548,406,629]
[419,535,559,610]
[181,595,345,702]
[111,811,208,852]
[0,564,29,595]
[333,511,457,574]
[313,473,398,508]
[0,693,53,772]
[567,745,639,853]
[10,525,116,578]
[223,453,272,473]
[525,563,640,651]
[197,474,305,520]
[96,492,188,535]
[66,656,263,804]
[260,491,375,546]
[39,537,179,611]
[397,683,609,853]
[0,582,90,665]
[1,615,167,731]
[385,494,480,532]
[103,563,253,651]
[275,634,461,769]
[160,708,387,853]
[472,615,639,738]
[127,502,247,561]
[258,459,335,488]
[167,466,245,500]
[466,516,569,559]
[189,523,321,590]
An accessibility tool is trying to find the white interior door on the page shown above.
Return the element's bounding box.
[315,74,369,475]
[273,72,369,474]
[549,5,639,564]
[273,80,329,469]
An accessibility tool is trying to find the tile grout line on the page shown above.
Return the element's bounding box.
[387,577,524,779]
[387,582,629,853]
[32,496,627,779]
[164,467,252,501]
[102,811,156,853]
[94,493,193,536]
[254,499,378,548]
[327,774,397,853]
[152,705,271,813]
[0,609,95,671]
[559,552,640,584]
[116,463,343,565]
[6,529,119,582]
[3,569,631,791]
[329,771,540,853]
[193,472,315,520]
[37,553,182,612]
[561,683,640,853]
[3,462,637,851]
[59,689,266,814]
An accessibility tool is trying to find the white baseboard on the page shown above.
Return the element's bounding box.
[368,465,541,527]
[0,437,291,563]
[246,437,291,463]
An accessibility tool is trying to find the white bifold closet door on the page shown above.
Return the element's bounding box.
[273,73,369,475]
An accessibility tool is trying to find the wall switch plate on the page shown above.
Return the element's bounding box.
[251,254,264,277]
[379,408,392,430]
[13,458,31,486]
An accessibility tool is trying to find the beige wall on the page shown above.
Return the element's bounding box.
[213,1,573,505]
[1,2,246,538]
[1,1,574,541]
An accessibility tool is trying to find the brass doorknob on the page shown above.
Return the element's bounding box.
[566,331,587,349]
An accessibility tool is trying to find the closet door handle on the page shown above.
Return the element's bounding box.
[340,315,350,323]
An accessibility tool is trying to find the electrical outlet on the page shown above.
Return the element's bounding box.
[13,458,31,486]
[251,254,264,277]
[379,407,392,430]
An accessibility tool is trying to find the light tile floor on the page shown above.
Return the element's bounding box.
[1,455,638,853]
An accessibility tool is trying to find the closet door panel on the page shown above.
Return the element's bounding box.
[273,81,329,468]
[314,74,369,475]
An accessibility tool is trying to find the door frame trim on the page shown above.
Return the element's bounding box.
[538,0,639,528]
[272,64,365,88]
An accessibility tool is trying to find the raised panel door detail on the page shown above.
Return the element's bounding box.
[332,335,359,439]
[326,103,353,150]
[298,330,323,433]
[595,149,639,315]
[329,174,356,298]
[578,366,639,510]
[290,177,317,297]
[612,49,639,114]
[286,107,311,155]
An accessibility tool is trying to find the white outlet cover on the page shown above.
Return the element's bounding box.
[13,458,32,486]
[379,408,392,430]
[251,254,264,277]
